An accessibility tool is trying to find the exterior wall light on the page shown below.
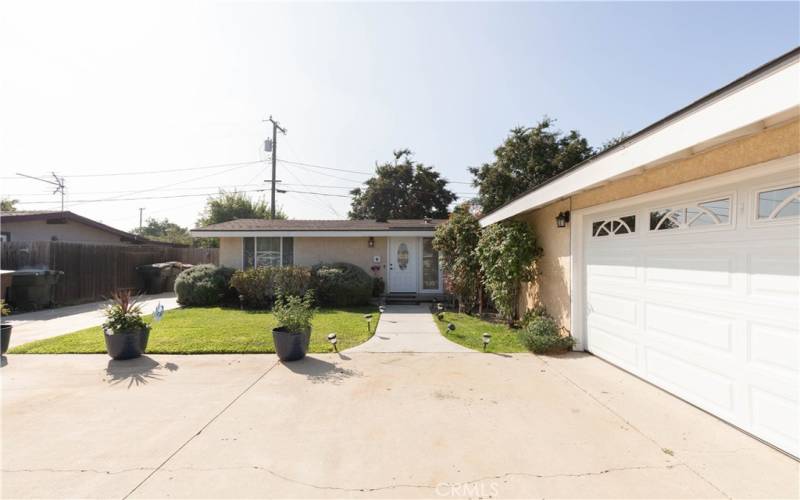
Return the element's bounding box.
[368,237,375,248]
[327,333,338,352]
[556,211,570,228]
[482,333,491,351]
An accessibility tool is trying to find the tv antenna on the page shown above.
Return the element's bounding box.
[16,172,66,212]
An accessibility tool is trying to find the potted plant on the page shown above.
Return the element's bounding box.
[102,290,150,360]
[271,290,315,362]
[1,300,11,355]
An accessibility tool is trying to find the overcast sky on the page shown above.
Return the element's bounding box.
[1,1,797,231]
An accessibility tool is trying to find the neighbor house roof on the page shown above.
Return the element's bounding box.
[0,210,184,247]
[480,46,800,227]
[191,218,446,237]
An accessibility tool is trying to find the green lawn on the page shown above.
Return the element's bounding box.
[9,306,380,354]
[433,311,528,353]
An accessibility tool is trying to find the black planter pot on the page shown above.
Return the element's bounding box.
[1,323,11,355]
[272,327,310,362]
[103,326,150,360]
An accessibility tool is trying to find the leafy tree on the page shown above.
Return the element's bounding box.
[196,190,286,248]
[432,203,482,312]
[598,132,631,153]
[197,190,286,227]
[349,149,457,220]
[476,221,541,324]
[1,198,18,212]
[470,117,594,213]
[132,217,192,246]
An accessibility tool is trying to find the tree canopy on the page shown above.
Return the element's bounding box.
[432,203,482,312]
[349,149,457,220]
[469,117,595,214]
[132,217,192,246]
[1,198,18,212]
[197,190,286,227]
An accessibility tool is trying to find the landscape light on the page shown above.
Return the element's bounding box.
[379,305,385,314]
[364,314,373,333]
[482,333,492,351]
[327,333,338,352]
[437,312,445,321]
[447,323,456,331]
[437,303,444,311]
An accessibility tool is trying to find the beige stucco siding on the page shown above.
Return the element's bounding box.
[217,236,387,277]
[219,237,243,269]
[516,199,571,331]
[1,220,127,244]
[573,119,800,210]
[294,237,387,278]
[516,118,800,330]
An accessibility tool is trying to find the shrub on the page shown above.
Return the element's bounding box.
[273,290,316,333]
[174,264,234,306]
[103,289,147,332]
[476,220,541,323]
[518,316,574,354]
[433,203,482,312]
[312,262,373,306]
[230,266,312,308]
[520,305,551,327]
[372,277,385,297]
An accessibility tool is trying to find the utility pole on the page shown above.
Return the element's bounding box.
[263,115,286,219]
[139,208,145,230]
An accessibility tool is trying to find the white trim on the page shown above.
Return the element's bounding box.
[481,55,800,227]
[418,236,444,293]
[191,230,437,238]
[569,154,799,351]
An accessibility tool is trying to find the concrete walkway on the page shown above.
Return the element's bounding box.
[6,293,179,348]
[347,303,473,353]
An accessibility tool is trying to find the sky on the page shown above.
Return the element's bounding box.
[1,1,798,232]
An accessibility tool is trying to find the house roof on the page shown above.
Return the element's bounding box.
[191,218,445,237]
[480,46,800,227]
[0,210,185,247]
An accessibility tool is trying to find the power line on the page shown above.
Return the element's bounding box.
[0,160,267,180]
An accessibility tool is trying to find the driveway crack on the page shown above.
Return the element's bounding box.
[535,355,732,499]
[120,358,281,499]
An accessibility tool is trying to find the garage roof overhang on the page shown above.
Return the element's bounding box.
[479,47,800,227]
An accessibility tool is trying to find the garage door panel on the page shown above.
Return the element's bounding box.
[582,171,799,457]
[643,348,736,415]
[644,303,734,352]
[746,322,799,375]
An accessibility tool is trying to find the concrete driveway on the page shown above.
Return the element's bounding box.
[1,352,797,499]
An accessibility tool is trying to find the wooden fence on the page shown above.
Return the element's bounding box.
[1,241,218,305]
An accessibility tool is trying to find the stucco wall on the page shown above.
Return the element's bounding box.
[218,236,388,277]
[219,237,243,269]
[516,118,799,330]
[1,220,127,244]
[515,199,571,331]
[573,119,800,210]
[294,237,387,278]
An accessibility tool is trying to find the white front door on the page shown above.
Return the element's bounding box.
[389,237,418,293]
[580,163,799,457]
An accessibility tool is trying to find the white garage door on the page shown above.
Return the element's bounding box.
[581,163,799,457]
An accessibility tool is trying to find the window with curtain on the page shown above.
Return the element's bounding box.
[243,237,294,268]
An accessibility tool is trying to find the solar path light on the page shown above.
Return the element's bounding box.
[482,333,492,351]
[327,333,338,352]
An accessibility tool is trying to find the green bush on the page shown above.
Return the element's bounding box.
[312,262,373,306]
[230,266,312,308]
[174,264,234,306]
[372,277,385,297]
[518,316,574,354]
[272,290,316,333]
[520,305,551,327]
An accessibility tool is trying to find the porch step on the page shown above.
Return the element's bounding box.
[384,293,420,305]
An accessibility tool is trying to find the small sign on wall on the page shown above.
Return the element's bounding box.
[373,255,381,263]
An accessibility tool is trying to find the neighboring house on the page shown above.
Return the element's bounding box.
[480,48,800,457]
[190,219,446,298]
[0,210,182,246]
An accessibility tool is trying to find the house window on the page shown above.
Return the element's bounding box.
[421,237,439,290]
[757,185,799,220]
[0,232,9,242]
[592,215,636,237]
[397,243,409,270]
[650,198,730,231]
[243,237,294,268]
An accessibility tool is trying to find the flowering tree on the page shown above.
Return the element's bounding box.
[476,220,541,323]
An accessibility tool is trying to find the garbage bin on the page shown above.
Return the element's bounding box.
[8,268,64,310]
[137,262,182,294]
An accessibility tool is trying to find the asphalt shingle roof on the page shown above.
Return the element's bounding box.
[193,219,445,232]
